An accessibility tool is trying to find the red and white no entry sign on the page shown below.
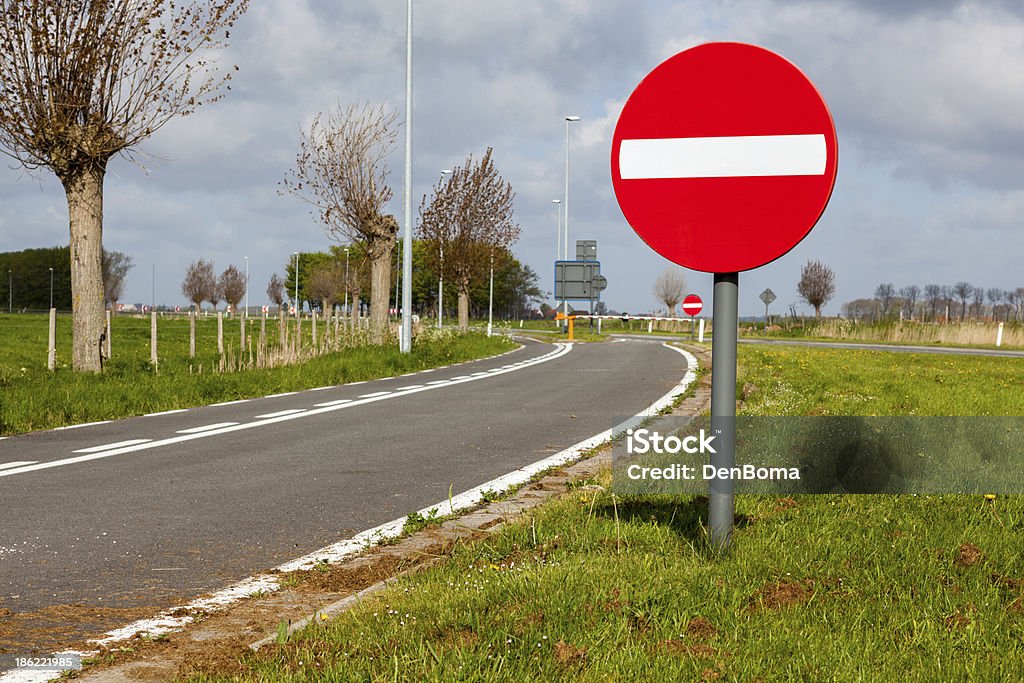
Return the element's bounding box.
[682,294,703,317]
[611,42,838,273]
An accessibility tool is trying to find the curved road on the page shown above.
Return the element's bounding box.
[0,337,689,656]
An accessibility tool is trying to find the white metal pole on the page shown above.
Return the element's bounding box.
[487,253,494,337]
[400,0,414,353]
[344,247,350,317]
[244,256,249,319]
[49,267,53,309]
[438,245,444,329]
[293,252,299,315]
[563,116,579,326]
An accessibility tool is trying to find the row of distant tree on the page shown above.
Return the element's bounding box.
[1,247,133,311]
[843,283,1024,323]
[178,240,544,321]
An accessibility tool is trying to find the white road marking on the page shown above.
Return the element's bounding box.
[265,392,298,398]
[419,369,436,373]
[308,386,335,391]
[73,439,152,454]
[395,385,424,391]
[145,409,189,417]
[619,133,827,179]
[426,380,449,386]
[52,421,111,431]
[0,343,566,480]
[314,399,352,407]
[358,391,392,398]
[210,399,251,407]
[0,461,36,471]
[451,375,471,380]
[176,422,239,434]
[254,409,306,419]
[48,341,690,653]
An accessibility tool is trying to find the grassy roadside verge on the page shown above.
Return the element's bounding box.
[184,345,1024,682]
[0,329,515,435]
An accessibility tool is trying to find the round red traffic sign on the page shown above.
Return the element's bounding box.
[611,42,838,273]
[682,294,703,317]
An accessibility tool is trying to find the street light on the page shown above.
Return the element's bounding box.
[243,256,249,319]
[438,169,452,328]
[344,247,350,319]
[293,251,299,315]
[49,267,54,310]
[563,115,580,326]
[552,199,561,323]
[399,0,414,353]
[487,251,494,337]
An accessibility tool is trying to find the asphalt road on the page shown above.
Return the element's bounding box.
[0,338,687,642]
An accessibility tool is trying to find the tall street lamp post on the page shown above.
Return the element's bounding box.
[552,199,561,325]
[49,267,54,310]
[243,256,249,319]
[293,252,299,315]
[399,0,414,353]
[563,115,580,328]
[438,169,452,329]
[344,247,350,317]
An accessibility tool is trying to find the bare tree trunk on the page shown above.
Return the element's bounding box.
[458,277,471,331]
[815,305,821,319]
[63,166,106,372]
[368,245,393,342]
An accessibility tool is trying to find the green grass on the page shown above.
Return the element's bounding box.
[177,345,1024,682]
[0,313,515,435]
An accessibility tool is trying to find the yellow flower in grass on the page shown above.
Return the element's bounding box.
[984,494,996,501]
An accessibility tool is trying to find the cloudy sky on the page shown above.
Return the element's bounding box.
[1,0,1022,316]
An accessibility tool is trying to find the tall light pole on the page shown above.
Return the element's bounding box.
[552,199,561,323]
[487,251,495,337]
[344,247,350,317]
[243,256,249,319]
[49,267,54,310]
[438,169,452,329]
[293,251,299,315]
[151,264,155,312]
[563,115,580,326]
[399,0,414,353]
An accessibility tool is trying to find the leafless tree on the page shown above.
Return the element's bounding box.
[1014,288,1024,322]
[418,148,519,330]
[280,102,399,340]
[308,263,343,316]
[266,273,285,314]
[652,268,687,316]
[0,0,248,371]
[181,258,216,313]
[874,283,895,320]
[797,260,835,318]
[220,265,246,314]
[101,249,133,309]
[970,287,984,320]
[842,298,877,322]
[899,285,920,320]
[952,282,973,322]
[923,284,943,322]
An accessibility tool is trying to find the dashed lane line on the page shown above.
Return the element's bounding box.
[72,439,152,454]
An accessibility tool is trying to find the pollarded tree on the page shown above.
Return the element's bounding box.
[182,259,216,313]
[266,273,285,314]
[101,249,133,310]
[874,283,895,320]
[418,148,520,330]
[797,260,835,318]
[281,103,399,341]
[653,268,687,316]
[0,0,249,371]
[952,282,973,322]
[220,265,246,315]
[899,285,920,320]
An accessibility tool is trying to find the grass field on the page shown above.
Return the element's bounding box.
[183,344,1024,682]
[0,313,515,435]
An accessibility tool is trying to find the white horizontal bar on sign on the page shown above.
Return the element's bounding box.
[618,134,827,179]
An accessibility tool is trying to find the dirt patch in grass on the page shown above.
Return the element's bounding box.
[553,640,587,667]
[749,579,814,610]
[660,640,718,658]
[772,497,798,512]
[686,616,718,641]
[954,543,983,568]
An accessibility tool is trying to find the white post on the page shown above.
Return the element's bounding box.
[438,245,444,329]
[487,254,494,337]
[399,0,414,353]
[244,256,249,320]
[648,319,653,333]
[597,318,602,334]
[47,308,56,371]
[105,309,112,360]
[217,311,224,354]
[699,318,706,342]
[150,311,158,367]
[997,322,1004,347]
[189,310,196,358]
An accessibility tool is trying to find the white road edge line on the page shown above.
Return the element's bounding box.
[72,439,152,454]
[0,343,570,481]
[265,392,298,398]
[0,461,36,471]
[176,423,239,434]
[144,409,189,417]
[6,343,693,669]
[358,391,392,398]
[254,409,306,419]
[52,421,111,431]
[210,399,251,407]
[314,399,352,408]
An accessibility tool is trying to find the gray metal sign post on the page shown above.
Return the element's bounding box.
[759,287,776,334]
[710,272,738,550]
